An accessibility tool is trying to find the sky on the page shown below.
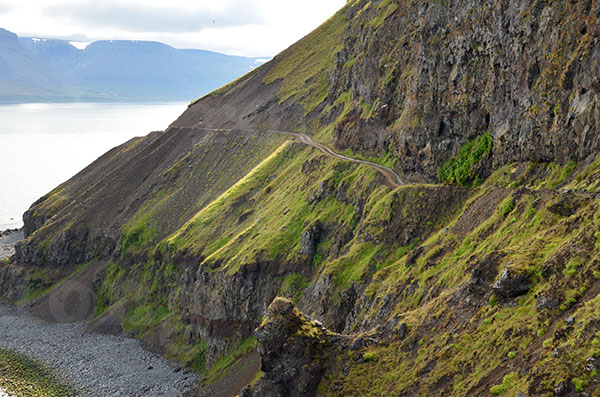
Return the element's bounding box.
[0,0,346,57]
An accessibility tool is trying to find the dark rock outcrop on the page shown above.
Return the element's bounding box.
[405,246,424,267]
[0,265,27,302]
[242,297,349,397]
[300,223,322,256]
[553,380,573,396]
[15,228,116,266]
[469,251,503,296]
[180,262,286,366]
[492,268,530,299]
[327,0,600,180]
[536,295,559,311]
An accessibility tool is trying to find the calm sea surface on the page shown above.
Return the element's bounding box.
[0,102,187,230]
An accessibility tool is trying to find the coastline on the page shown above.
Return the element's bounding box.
[0,229,23,260]
[0,232,199,396]
[0,304,199,396]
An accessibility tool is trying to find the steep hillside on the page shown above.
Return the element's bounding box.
[323,0,600,182]
[2,1,600,396]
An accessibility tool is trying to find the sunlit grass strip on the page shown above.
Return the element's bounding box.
[166,141,292,249]
[0,348,78,397]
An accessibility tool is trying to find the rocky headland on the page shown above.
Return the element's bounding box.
[1,0,600,395]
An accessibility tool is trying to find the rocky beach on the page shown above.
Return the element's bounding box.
[0,232,199,396]
[0,305,200,396]
[0,229,23,260]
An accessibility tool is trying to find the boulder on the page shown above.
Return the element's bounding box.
[536,295,559,311]
[553,381,572,396]
[492,268,530,299]
[300,223,321,256]
[243,297,349,397]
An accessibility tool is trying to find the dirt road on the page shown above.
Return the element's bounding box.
[200,128,404,187]
[275,131,404,187]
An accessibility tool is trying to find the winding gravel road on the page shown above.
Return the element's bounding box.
[281,131,405,187]
[0,305,199,396]
[199,128,405,187]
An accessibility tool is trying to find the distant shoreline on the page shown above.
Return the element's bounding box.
[0,229,23,260]
[0,99,191,105]
[0,102,187,235]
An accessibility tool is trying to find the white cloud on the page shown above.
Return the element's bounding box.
[43,0,266,33]
[0,0,346,57]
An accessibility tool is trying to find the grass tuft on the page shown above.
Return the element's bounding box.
[439,132,492,186]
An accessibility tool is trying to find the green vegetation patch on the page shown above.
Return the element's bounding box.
[0,348,78,396]
[490,371,519,395]
[439,132,493,186]
[201,336,258,386]
[280,273,310,303]
[318,159,600,396]
[94,261,126,316]
[167,140,375,273]
[121,221,158,255]
[327,242,382,289]
[369,0,399,30]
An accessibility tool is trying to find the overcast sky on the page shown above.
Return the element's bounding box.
[0,0,346,57]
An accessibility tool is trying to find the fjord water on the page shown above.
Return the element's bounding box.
[0,102,187,230]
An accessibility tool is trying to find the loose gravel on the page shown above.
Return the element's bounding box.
[0,388,15,397]
[0,230,23,260]
[0,306,199,396]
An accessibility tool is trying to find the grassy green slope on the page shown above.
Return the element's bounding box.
[92,128,600,395]
[90,126,469,379]
[318,157,600,396]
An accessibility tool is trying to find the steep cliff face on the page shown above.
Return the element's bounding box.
[325,0,600,181]
[4,0,600,396]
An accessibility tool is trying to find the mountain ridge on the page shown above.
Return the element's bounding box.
[0,28,263,102]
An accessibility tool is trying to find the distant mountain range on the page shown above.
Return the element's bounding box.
[0,28,264,102]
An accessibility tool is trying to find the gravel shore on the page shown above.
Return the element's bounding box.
[0,305,199,396]
[0,229,23,260]
[0,388,15,397]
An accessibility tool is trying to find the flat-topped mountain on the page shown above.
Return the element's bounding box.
[0,28,262,102]
[0,28,66,101]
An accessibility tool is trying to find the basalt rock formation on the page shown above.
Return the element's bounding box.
[3,0,600,396]
[241,297,349,397]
